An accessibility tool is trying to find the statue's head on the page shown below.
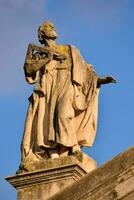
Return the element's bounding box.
[38,21,58,44]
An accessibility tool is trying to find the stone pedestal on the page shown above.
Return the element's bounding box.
[6,152,96,200]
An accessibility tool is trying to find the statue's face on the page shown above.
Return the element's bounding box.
[44,22,58,39]
[38,21,58,42]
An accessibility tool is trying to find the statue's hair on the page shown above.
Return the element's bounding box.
[38,20,55,44]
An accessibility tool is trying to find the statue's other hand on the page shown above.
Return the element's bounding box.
[98,76,117,86]
[104,76,117,83]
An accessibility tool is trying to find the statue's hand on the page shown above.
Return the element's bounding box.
[104,76,117,83]
[98,76,117,86]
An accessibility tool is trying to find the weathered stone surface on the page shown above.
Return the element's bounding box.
[6,152,96,200]
[49,146,134,200]
[18,151,96,173]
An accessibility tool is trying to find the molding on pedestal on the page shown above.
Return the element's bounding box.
[6,164,86,190]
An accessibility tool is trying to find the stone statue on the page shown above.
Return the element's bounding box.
[20,21,116,167]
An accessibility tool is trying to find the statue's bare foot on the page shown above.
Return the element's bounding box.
[71,145,81,154]
[50,153,59,159]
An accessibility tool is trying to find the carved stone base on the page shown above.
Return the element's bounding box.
[6,152,96,200]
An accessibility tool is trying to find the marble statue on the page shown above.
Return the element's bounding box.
[21,21,116,163]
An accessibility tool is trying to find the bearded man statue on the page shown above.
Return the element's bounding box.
[21,21,116,164]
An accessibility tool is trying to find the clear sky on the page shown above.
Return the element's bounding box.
[1,0,134,199]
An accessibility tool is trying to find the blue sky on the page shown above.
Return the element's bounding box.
[1,0,134,199]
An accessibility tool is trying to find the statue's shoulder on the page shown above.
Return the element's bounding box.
[69,45,82,54]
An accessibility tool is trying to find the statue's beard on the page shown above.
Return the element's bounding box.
[44,30,58,40]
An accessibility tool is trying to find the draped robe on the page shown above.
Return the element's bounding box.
[21,44,99,160]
